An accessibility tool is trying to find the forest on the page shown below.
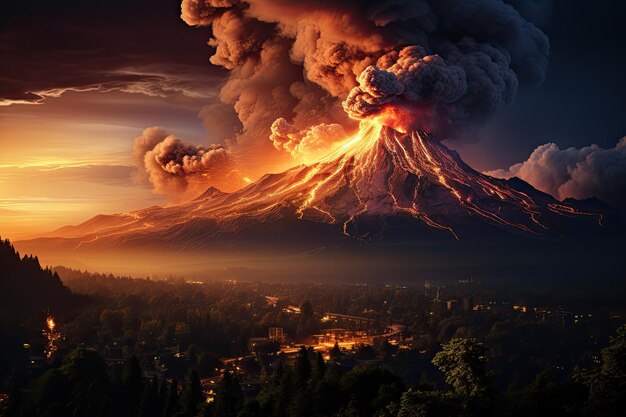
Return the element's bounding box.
[0,238,625,417]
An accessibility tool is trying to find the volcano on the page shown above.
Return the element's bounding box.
[15,123,623,279]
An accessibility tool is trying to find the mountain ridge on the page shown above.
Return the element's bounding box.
[13,124,623,279]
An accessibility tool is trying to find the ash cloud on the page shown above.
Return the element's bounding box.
[133,127,244,201]
[270,118,347,161]
[487,138,626,207]
[182,0,550,145]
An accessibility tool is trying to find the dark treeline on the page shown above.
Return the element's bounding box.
[0,239,88,382]
[0,239,85,320]
[3,329,626,417]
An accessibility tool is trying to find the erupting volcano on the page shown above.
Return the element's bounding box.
[16,119,620,279]
[10,0,626,279]
[282,120,604,241]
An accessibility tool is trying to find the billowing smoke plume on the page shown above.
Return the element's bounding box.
[270,118,347,161]
[487,138,626,207]
[133,127,244,201]
[342,42,517,133]
[181,0,550,155]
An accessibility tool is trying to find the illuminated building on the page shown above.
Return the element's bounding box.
[446,300,459,311]
[268,327,285,343]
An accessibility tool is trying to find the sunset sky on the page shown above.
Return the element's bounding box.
[1,0,625,239]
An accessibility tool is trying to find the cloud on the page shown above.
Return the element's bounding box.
[179,0,550,157]
[133,127,245,200]
[0,1,222,106]
[504,0,554,27]
[0,164,135,187]
[0,65,219,107]
[342,37,523,135]
[2,0,555,198]
[486,138,626,207]
[342,66,405,119]
[270,118,347,161]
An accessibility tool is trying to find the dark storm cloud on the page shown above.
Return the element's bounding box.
[3,0,624,208]
[458,0,626,168]
[0,0,222,106]
[455,0,626,208]
[182,0,550,145]
[503,0,554,27]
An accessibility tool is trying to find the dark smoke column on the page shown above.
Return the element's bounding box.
[181,0,549,150]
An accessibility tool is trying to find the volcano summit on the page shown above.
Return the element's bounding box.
[16,122,623,280]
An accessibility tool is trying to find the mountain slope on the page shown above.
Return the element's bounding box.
[14,123,621,279]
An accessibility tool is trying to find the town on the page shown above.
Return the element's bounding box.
[1,241,625,417]
[14,266,623,409]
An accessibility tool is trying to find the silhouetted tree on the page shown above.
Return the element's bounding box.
[296,300,317,340]
[59,348,109,416]
[138,376,160,417]
[163,378,179,417]
[180,369,203,417]
[396,389,461,417]
[575,324,626,417]
[213,367,243,417]
[314,351,325,379]
[295,346,311,385]
[123,355,143,415]
[432,338,492,416]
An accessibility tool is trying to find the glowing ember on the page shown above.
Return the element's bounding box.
[43,315,61,359]
[46,316,56,332]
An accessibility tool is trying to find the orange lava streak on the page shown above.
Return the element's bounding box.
[386,133,459,239]
[409,131,543,235]
[298,120,382,225]
[548,203,603,226]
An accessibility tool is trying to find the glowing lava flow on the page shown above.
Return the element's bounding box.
[296,120,383,221]
[284,120,602,239]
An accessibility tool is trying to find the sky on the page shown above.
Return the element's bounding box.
[0,0,625,239]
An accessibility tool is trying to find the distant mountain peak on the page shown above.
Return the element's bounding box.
[194,186,227,201]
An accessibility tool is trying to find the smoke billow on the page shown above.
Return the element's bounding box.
[182,0,550,150]
[133,127,244,201]
[270,118,347,161]
[487,138,626,207]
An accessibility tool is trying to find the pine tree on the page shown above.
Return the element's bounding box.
[138,376,160,417]
[180,369,203,417]
[213,367,243,417]
[314,351,326,380]
[295,346,311,385]
[123,355,143,416]
[163,378,179,417]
